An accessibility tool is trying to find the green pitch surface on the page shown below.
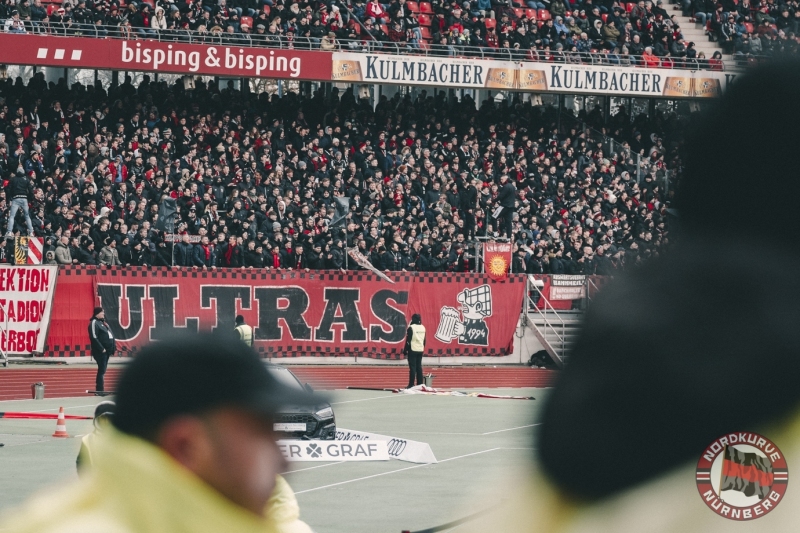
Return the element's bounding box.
[0,388,549,533]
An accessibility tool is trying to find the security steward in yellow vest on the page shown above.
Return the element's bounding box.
[404,313,426,388]
[235,314,254,346]
[76,400,115,474]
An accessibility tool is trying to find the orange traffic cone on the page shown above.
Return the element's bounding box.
[52,407,69,438]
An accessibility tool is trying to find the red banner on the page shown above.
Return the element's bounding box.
[0,34,332,81]
[483,242,512,282]
[46,267,526,358]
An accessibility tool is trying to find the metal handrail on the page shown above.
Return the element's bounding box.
[586,276,600,300]
[526,276,567,363]
[0,19,740,72]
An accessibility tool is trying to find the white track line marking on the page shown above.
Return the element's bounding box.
[24,404,98,413]
[0,436,80,447]
[330,395,400,405]
[378,431,480,436]
[294,448,501,495]
[481,423,540,435]
[284,461,346,474]
[393,424,541,436]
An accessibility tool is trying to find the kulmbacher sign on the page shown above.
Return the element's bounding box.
[332,52,735,98]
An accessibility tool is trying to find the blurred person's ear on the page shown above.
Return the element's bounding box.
[156,415,216,473]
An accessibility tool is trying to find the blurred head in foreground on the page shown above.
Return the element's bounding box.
[113,333,315,515]
[537,60,800,507]
[3,334,317,533]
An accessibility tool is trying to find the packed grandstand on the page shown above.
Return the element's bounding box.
[0,69,671,274]
[1,0,794,65]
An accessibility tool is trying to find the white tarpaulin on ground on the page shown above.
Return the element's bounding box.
[394,384,535,400]
[336,428,438,464]
[277,440,390,462]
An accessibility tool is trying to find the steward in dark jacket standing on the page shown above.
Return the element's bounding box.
[88,306,116,393]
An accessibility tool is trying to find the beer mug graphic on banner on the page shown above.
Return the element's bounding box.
[485,68,518,90]
[692,78,721,98]
[331,59,364,82]
[435,306,462,343]
[662,77,693,98]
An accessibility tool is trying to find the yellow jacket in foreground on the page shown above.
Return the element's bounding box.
[1,427,313,533]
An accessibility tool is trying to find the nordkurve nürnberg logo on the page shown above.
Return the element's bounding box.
[696,432,788,520]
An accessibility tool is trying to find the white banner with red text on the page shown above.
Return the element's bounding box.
[0,265,58,354]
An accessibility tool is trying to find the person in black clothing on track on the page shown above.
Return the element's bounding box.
[88,306,116,393]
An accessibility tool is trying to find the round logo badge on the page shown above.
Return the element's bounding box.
[696,432,788,520]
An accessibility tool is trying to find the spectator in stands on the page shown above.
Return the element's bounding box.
[55,235,74,265]
[5,169,34,237]
[602,19,620,49]
[99,237,122,266]
[642,45,660,66]
[320,30,338,50]
[30,0,45,22]
[174,233,194,267]
[709,50,723,69]
[366,0,390,23]
[496,174,516,239]
[151,6,168,31]
[4,9,26,33]
[16,0,30,21]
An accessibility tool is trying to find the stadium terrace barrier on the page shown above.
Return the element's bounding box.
[46,266,526,359]
[1,20,736,71]
[0,32,737,98]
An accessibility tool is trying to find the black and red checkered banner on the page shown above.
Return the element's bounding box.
[45,267,526,359]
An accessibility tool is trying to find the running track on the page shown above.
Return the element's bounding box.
[0,366,556,400]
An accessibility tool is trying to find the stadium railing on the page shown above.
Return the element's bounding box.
[0,20,739,71]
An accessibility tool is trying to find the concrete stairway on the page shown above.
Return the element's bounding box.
[667,0,735,65]
[526,310,584,367]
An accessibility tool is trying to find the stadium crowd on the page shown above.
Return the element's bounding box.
[1,0,793,66]
[0,72,671,274]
